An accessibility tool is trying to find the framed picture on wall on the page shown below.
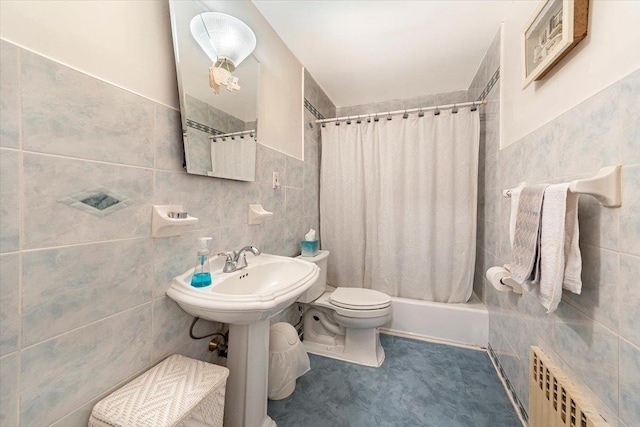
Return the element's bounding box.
[521,0,589,89]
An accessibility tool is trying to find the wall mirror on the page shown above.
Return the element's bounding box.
[169,0,259,181]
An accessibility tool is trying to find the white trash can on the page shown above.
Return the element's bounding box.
[268,322,310,400]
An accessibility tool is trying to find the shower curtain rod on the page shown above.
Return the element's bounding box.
[315,99,487,124]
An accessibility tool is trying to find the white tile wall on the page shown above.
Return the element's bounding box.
[0,40,331,426]
[471,28,640,426]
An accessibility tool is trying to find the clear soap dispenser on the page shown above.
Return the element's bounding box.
[191,237,213,288]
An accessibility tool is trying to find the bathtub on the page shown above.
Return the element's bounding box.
[380,293,488,348]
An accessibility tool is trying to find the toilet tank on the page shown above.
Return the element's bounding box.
[296,250,330,303]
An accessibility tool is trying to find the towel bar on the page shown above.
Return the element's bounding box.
[502,165,621,208]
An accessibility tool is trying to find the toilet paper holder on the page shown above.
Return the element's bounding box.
[486,266,523,294]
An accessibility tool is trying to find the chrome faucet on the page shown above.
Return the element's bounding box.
[217,246,260,273]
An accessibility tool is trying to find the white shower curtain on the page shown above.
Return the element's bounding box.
[320,109,480,303]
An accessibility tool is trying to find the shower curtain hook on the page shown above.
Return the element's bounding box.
[402,109,408,119]
[434,106,440,116]
[386,111,392,121]
[367,114,371,123]
[452,104,458,114]
[418,108,424,118]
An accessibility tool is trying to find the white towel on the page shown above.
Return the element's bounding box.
[510,184,548,284]
[538,184,569,312]
[508,188,522,249]
[562,191,582,294]
[529,184,582,313]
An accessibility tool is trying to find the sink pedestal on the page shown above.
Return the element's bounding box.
[224,320,276,427]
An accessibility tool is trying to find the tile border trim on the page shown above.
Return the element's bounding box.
[185,118,224,136]
[304,98,325,120]
[487,344,529,424]
[477,67,500,102]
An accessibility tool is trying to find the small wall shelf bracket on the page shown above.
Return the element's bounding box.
[152,205,198,238]
[248,204,273,225]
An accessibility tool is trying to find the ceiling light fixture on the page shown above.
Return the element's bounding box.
[190,12,257,72]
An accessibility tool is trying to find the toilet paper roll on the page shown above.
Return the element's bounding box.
[486,267,523,294]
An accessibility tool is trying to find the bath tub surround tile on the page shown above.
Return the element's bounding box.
[303,184,320,219]
[184,127,213,175]
[21,50,154,167]
[435,90,468,106]
[303,69,319,110]
[23,153,153,249]
[303,160,319,194]
[20,304,151,427]
[155,106,185,172]
[154,170,222,230]
[22,239,152,346]
[0,254,19,356]
[185,95,209,128]
[619,339,640,426]
[0,353,17,427]
[0,41,19,149]
[562,245,619,332]
[316,87,336,120]
[0,149,20,253]
[153,228,220,298]
[304,128,320,166]
[620,165,640,256]
[553,303,618,413]
[619,254,640,347]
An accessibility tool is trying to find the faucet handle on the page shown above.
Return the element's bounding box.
[216,252,233,261]
[217,252,237,273]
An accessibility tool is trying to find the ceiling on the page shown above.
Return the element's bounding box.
[253,0,524,108]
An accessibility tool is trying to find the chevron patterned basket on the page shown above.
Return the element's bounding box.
[89,355,229,427]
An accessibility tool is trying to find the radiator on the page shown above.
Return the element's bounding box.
[529,346,608,427]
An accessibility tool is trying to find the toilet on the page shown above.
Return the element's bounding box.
[297,250,392,367]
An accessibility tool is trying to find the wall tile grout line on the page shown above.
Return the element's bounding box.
[17,301,152,352]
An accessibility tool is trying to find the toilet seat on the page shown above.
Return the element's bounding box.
[311,291,392,319]
[329,288,391,310]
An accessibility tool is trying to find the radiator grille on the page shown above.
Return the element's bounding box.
[529,347,608,427]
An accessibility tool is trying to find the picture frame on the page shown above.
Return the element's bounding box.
[521,0,589,89]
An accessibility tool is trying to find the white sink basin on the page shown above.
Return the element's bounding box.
[167,253,319,325]
[168,252,319,427]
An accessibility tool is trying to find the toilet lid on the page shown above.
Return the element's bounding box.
[329,288,391,310]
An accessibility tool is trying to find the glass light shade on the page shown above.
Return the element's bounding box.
[190,12,257,68]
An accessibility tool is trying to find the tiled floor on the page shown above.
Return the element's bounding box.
[268,334,522,427]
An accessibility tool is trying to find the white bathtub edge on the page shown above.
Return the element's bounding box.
[379,328,486,352]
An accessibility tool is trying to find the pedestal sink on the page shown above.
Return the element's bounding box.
[167,253,319,427]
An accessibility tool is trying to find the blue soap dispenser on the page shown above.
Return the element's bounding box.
[191,237,212,288]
